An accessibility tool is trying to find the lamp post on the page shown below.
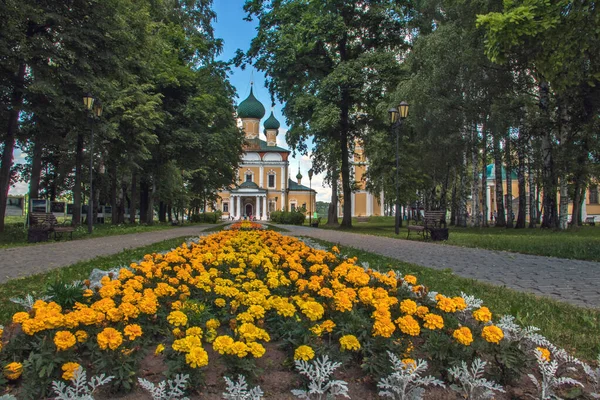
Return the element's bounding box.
[83,93,103,234]
[308,168,313,226]
[388,101,409,235]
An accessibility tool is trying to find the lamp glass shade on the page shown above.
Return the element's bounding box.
[93,100,103,117]
[388,107,398,123]
[83,93,94,110]
[308,169,313,180]
[398,101,409,119]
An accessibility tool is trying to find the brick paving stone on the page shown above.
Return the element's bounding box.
[280,225,600,309]
[0,225,215,283]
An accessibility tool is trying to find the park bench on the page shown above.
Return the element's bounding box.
[29,212,75,242]
[311,217,321,228]
[585,216,596,226]
[407,210,447,240]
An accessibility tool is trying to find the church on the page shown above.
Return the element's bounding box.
[216,86,316,220]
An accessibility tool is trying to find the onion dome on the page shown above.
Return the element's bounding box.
[237,87,266,119]
[263,111,280,130]
[296,170,303,180]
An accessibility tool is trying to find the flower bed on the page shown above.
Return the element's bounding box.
[0,229,597,399]
[228,221,265,231]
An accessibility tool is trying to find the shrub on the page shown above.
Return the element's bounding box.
[269,210,306,225]
[190,212,221,224]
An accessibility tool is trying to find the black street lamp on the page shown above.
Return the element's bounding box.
[83,93,103,234]
[308,168,314,226]
[388,101,409,235]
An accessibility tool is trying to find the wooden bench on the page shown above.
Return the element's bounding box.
[311,217,321,228]
[407,211,447,240]
[585,216,596,226]
[29,213,75,241]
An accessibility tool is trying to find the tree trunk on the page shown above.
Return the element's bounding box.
[557,100,569,230]
[159,201,167,222]
[139,179,148,223]
[493,129,506,227]
[28,138,43,199]
[457,150,468,227]
[450,168,457,226]
[327,164,339,226]
[528,150,537,228]
[110,163,118,224]
[73,133,84,226]
[481,123,488,227]
[505,131,514,228]
[516,127,527,229]
[147,178,155,225]
[0,63,26,232]
[117,183,126,224]
[471,127,480,227]
[130,171,137,224]
[168,204,172,222]
[558,177,569,229]
[539,81,558,229]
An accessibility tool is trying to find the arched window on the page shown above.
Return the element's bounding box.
[222,202,229,213]
[267,170,276,188]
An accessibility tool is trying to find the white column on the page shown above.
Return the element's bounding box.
[351,192,356,217]
[280,166,285,189]
[380,190,385,216]
[259,166,264,188]
[282,191,286,210]
[263,196,267,220]
[367,192,372,216]
[255,195,260,217]
[583,189,588,219]
[486,185,492,220]
[237,196,241,219]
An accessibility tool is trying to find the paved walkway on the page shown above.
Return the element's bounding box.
[280,225,600,309]
[0,225,216,283]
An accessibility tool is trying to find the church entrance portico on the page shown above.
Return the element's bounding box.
[229,182,268,220]
[245,203,254,218]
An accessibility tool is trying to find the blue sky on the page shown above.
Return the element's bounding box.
[213,1,330,201]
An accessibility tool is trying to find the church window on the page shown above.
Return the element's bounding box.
[590,186,599,204]
[291,203,296,211]
[246,173,252,182]
[223,202,229,213]
[268,174,276,188]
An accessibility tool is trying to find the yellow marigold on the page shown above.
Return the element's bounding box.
[298,301,325,321]
[82,289,94,297]
[318,287,334,298]
[185,347,209,368]
[400,299,418,315]
[416,306,429,318]
[339,335,361,351]
[536,347,551,361]
[248,342,266,358]
[206,318,220,330]
[75,330,88,343]
[186,327,203,338]
[453,297,467,311]
[172,335,202,353]
[54,331,77,351]
[453,327,473,346]
[331,246,340,254]
[423,313,444,330]
[214,298,226,307]
[401,358,417,370]
[61,362,80,380]
[230,341,250,358]
[213,335,235,355]
[396,315,421,336]
[97,327,123,350]
[482,325,504,344]
[472,307,492,323]
[237,323,270,342]
[155,344,165,355]
[294,345,315,361]
[167,311,188,327]
[436,296,458,313]
[172,328,184,338]
[403,275,417,285]
[12,311,29,324]
[4,362,22,380]
[118,302,140,321]
[124,324,143,340]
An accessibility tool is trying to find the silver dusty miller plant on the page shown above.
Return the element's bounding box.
[291,355,350,399]
[448,358,505,399]
[10,293,52,310]
[582,353,600,398]
[51,367,114,400]
[377,352,445,400]
[138,374,190,400]
[223,375,264,400]
[527,349,583,400]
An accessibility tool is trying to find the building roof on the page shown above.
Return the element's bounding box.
[237,87,266,119]
[239,181,259,189]
[244,138,290,153]
[263,111,280,130]
[288,178,315,192]
[485,164,518,180]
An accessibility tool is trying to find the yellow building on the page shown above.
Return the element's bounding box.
[338,141,384,217]
[216,86,316,220]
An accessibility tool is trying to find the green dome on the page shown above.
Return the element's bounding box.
[237,87,265,119]
[263,111,280,130]
[296,171,303,180]
[239,181,259,189]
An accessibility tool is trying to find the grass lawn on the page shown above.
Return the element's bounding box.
[0,236,191,325]
[303,237,600,361]
[319,216,600,261]
[0,216,207,249]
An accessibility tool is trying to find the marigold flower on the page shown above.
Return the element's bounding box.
[155,344,165,355]
[453,327,473,346]
[185,347,209,368]
[4,362,22,380]
[400,299,418,315]
[403,275,417,285]
[186,327,203,338]
[54,331,77,351]
[453,297,467,311]
[167,311,188,327]
[61,362,80,380]
[124,324,143,340]
[536,347,551,361]
[339,335,361,351]
[83,289,94,297]
[248,342,266,358]
[214,298,226,307]
[97,327,123,350]
[213,335,235,355]
[401,358,417,370]
[75,330,88,343]
[416,306,429,318]
[396,315,421,336]
[423,313,444,330]
[473,306,492,322]
[294,345,315,361]
[12,311,29,324]
[436,296,458,313]
[173,335,202,353]
[206,318,220,330]
[482,325,504,344]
